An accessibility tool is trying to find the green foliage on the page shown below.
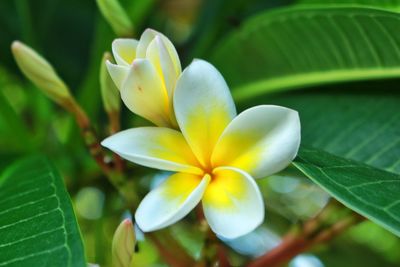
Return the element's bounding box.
[96,0,134,37]
[243,89,400,175]
[0,156,86,267]
[212,3,400,239]
[211,6,400,100]
[1,0,400,266]
[297,0,400,11]
[294,147,400,236]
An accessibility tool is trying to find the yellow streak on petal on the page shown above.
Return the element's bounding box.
[147,132,202,170]
[119,49,136,64]
[122,59,172,127]
[146,39,164,83]
[112,39,138,65]
[161,173,204,203]
[203,169,247,210]
[212,130,264,172]
[184,105,233,169]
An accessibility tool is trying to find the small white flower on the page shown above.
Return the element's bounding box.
[106,29,181,127]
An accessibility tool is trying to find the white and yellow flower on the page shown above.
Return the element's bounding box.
[106,29,181,128]
[102,60,301,238]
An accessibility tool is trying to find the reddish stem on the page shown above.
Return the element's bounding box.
[147,233,195,267]
[247,214,364,267]
[64,98,113,174]
[217,243,231,267]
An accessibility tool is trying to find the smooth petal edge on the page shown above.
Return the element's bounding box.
[120,58,171,127]
[136,28,158,58]
[112,38,138,66]
[173,59,237,167]
[212,105,301,178]
[136,29,181,75]
[106,60,129,90]
[101,128,203,175]
[146,36,179,98]
[135,174,211,232]
[203,167,264,239]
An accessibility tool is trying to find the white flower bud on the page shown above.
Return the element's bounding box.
[100,52,120,114]
[112,219,136,267]
[11,41,72,105]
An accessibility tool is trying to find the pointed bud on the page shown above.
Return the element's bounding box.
[96,0,133,37]
[112,219,136,267]
[100,52,120,114]
[11,41,72,105]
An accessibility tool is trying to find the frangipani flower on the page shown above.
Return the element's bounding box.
[102,60,301,238]
[107,29,181,127]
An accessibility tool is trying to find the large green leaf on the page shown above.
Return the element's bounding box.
[293,146,400,237]
[297,0,400,12]
[208,1,400,241]
[242,87,400,175]
[185,0,291,61]
[210,6,400,101]
[0,156,86,267]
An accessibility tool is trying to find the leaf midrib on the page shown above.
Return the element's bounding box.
[232,68,400,101]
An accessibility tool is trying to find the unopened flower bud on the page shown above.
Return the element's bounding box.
[11,41,72,105]
[100,52,120,114]
[112,219,136,267]
[96,0,133,37]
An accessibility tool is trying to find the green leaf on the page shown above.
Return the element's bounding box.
[243,88,400,175]
[297,0,400,12]
[293,146,400,237]
[186,0,290,61]
[210,6,400,101]
[0,156,86,267]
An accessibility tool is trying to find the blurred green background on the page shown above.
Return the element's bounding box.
[1,0,399,266]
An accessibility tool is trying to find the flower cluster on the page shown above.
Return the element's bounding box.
[102,29,301,239]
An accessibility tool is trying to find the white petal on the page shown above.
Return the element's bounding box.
[136,29,157,58]
[101,127,202,174]
[136,29,181,75]
[146,36,180,98]
[121,58,171,127]
[106,61,129,90]
[136,173,210,231]
[220,226,281,257]
[212,105,301,179]
[112,38,138,66]
[202,167,264,239]
[174,59,236,167]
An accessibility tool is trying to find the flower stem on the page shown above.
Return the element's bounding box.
[195,205,231,267]
[62,97,112,173]
[60,97,139,207]
[147,232,195,267]
[107,110,124,172]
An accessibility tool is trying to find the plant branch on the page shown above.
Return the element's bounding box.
[247,206,365,267]
[107,110,124,173]
[60,97,139,208]
[217,243,231,267]
[195,205,231,267]
[147,232,195,267]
